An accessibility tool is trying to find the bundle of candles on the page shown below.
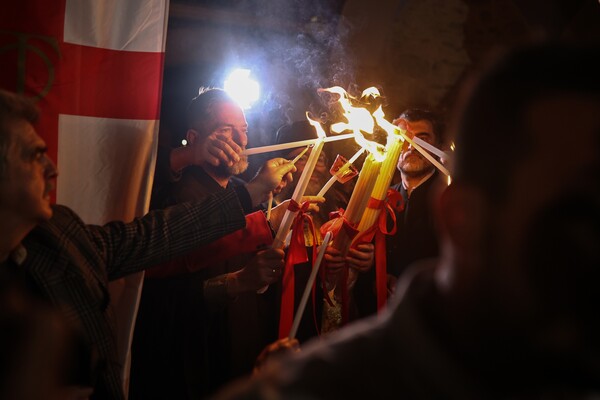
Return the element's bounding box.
[243,86,451,335]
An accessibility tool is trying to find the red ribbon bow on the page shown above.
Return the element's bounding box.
[319,208,359,240]
[278,200,317,339]
[344,189,405,319]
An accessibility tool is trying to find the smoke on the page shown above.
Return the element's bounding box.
[237,0,357,124]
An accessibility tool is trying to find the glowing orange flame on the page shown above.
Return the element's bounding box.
[305,112,327,139]
[372,106,406,150]
[323,86,386,162]
[361,87,381,98]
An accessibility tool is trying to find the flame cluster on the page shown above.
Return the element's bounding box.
[322,86,405,162]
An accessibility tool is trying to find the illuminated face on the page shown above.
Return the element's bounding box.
[397,119,438,177]
[208,101,249,176]
[0,119,57,224]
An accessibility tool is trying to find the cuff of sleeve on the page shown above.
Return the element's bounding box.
[234,211,274,250]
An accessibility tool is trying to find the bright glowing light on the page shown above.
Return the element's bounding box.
[224,68,260,109]
[181,139,187,146]
[323,86,386,161]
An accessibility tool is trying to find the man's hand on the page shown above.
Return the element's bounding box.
[169,133,243,173]
[269,195,325,231]
[324,243,375,275]
[323,246,345,276]
[246,158,296,207]
[227,248,285,295]
[197,133,243,167]
[347,243,375,273]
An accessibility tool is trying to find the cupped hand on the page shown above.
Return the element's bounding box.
[236,248,285,292]
[246,158,296,207]
[347,243,375,273]
[323,246,345,276]
[191,133,243,167]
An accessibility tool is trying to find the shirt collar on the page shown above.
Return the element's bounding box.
[402,169,435,198]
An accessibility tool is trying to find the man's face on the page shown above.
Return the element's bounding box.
[0,119,57,224]
[481,95,600,328]
[397,119,438,177]
[206,101,249,176]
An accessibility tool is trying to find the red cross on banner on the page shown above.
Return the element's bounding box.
[0,0,164,154]
[0,0,168,394]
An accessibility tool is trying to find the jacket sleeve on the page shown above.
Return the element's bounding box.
[86,187,248,281]
[145,210,274,278]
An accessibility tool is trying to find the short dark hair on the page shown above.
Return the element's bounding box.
[185,87,236,132]
[398,108,445,146]
[452,42,600,203]
[0,90,39,178]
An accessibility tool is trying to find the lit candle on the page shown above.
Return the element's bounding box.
[266,146,309,221]
[354,136,402,235]
[272,116,327,249]
[331,152,382,256]
[355,107,405,235]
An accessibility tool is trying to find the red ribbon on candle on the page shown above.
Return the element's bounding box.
[320,209,360,240]
[319,208,359,305]
[278,200,317,339]
[318,208,362,326]
[350,189,404,313]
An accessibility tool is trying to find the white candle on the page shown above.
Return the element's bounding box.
[288,231,332,339]
[412,136,446,159]
[401,133,451,176]
[272,118,327,249]
[243,133,354,156]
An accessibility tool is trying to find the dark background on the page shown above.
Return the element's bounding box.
[159,0,600,178]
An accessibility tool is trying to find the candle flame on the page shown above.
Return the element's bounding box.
[372,106,406,149]
[323,86,385,162]
[305,112,327,139]
[361,87,381,98]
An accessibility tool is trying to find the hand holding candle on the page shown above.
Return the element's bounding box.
[272,117,327,249]
[245,158,296,207]
[268,196,324,232]
[266,146,310,220]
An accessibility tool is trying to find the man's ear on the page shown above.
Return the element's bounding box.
[186,129,199,145]
[438,183,486,260]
